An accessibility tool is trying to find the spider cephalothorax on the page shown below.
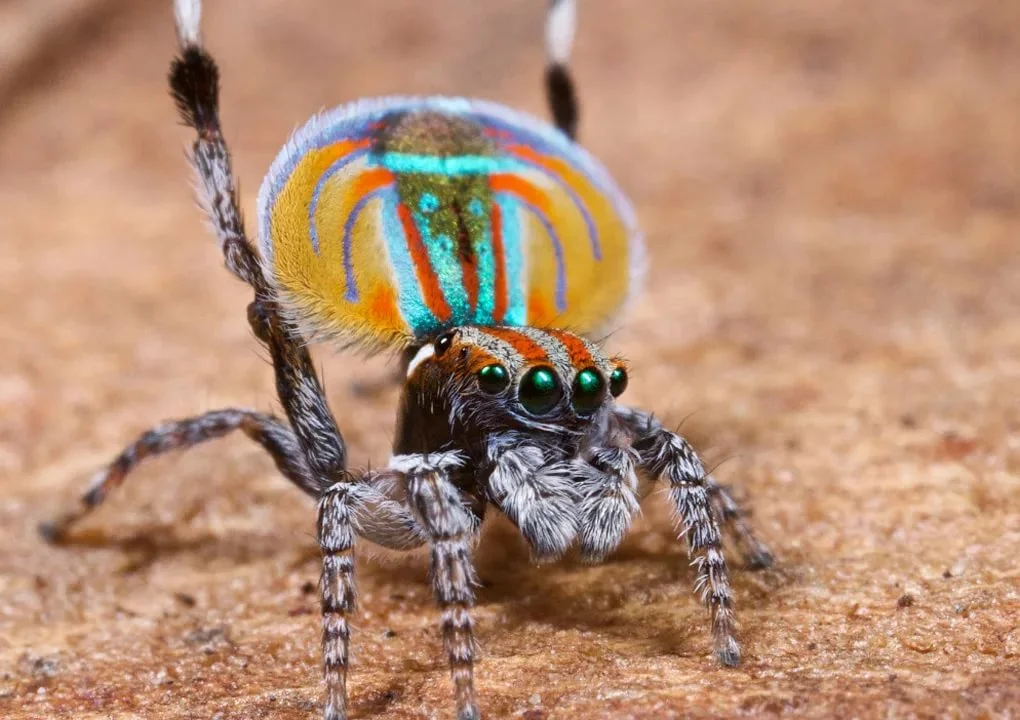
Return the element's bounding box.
[403,326,626,441]
[43,2,774,720]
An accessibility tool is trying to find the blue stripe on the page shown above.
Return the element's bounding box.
[496,192,567,313]
[472,214,496,326]
[340,186,390,302]
[412,210,469,321]
[379,190,437,334]
[497,196,527,325]
[508,153,602,260]
[476,112,635,243]
[307,147,370,253]
[377,153,522,176]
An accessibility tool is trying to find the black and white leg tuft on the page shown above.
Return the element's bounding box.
[544,0,579,139]
[168,0,262,288]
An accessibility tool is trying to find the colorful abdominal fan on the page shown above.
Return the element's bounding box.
[256,96,644,350]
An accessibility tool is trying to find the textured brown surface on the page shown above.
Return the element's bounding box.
[2,1,1020,718]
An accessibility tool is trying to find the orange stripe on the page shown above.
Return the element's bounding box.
[351,167,393,201]
[483,327,549,363]
[398,203,452,323]
[489,174,560,325]
[483,127,518,143]
[490,202,508,323]
[490,174,553,218]
[505,143,579,196]
[545,329,594,370]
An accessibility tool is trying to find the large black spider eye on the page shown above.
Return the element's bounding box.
[609,366,629,397]
[434,331,455,356]
[518,366,563,416]
[571,367,605,416]
[477,364,509,394]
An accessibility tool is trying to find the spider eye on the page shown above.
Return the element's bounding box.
[609,366,628,397]
[477,364,509,393]
[518,366,563,416]
[435,331,455,356]
[571,367,605,416]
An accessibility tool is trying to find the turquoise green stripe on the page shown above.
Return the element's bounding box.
[379,153,521,176]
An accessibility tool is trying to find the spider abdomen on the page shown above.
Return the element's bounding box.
[256,97,643,350]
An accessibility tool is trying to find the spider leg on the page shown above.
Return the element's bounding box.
[351,469,427,552]
[704,476,774,569]
[169,0,262,289]
[615,406,741,667]
[396,452,481,720]
[246,301,361,720]
[39,409,312,542]
[615,406,774,569]
[544,0,579,139]
[483,434,578,561]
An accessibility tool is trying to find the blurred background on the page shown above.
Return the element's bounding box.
[1,1,1018,718]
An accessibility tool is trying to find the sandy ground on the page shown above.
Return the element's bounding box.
[1,0,1019,718]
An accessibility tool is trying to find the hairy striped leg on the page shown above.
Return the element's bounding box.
[544,0,579,138]
[247,301,361,720]
[705,476,774,569]
[626,418,741,667]
[396,452,481,720]
[170,6,371,714]
[39,409,313,542]
[614,407,773,569]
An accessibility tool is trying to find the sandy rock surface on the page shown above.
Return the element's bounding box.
[1,1,1018,718]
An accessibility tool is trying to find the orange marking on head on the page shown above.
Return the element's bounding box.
[490,202,508,323]
[397,203,452,322]
[482,327,549,364]
[462,345,502,374]
[544,329,594,370]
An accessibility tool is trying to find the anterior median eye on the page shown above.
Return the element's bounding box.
[609,366,628,397]
[477,364,510,393]
[518,366,563,415]
[571,367,605,416]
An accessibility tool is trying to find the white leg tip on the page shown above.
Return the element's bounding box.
[546,0,577,65]
[174,0,202,47]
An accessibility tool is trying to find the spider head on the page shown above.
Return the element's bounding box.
[404,325,628,440]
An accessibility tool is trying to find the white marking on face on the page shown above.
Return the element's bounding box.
[406,343,436,378]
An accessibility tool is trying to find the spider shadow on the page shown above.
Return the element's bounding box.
[469,514,792,659]
[42,521,314,576]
